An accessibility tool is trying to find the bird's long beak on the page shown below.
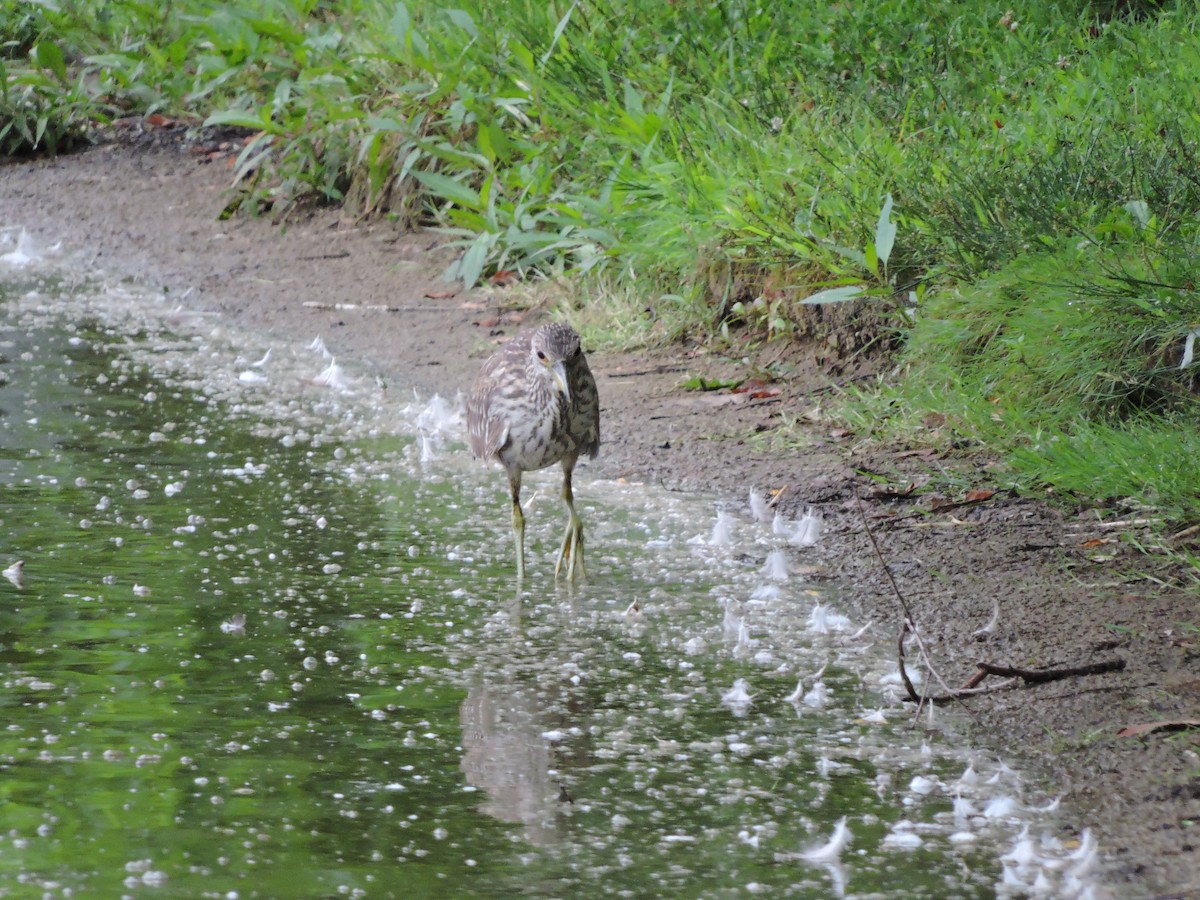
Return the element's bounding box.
[552,360,571,402]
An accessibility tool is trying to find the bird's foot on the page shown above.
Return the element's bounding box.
[555,521,585,580]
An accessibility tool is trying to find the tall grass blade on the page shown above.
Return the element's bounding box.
[874,193,896,271]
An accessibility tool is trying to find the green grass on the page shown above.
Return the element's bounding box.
[4,0,1200,531]
[843,236,1200,522]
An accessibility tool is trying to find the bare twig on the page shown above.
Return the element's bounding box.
[896,622,921,704]
[913,657,1126,704]
[1064,517,1163,531]
[961,666,990,690]
[855,492,963,715]
[1171,522,1200,541]
[972,658,1125,684]
[767,484,791,509]
[854,492,915,624]
[947,678,1020,697]
[859,484,1128,713]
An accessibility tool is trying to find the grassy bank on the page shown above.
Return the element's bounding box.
[4,0,1200,526]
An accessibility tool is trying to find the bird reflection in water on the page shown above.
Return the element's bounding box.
[459,634,591,846]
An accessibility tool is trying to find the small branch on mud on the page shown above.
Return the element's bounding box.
[969,658,1126,686]
[767,484,790,510]
[856,492,963,717]
[896,622,921,705]
[911,657,1127,704]
[854,492,915,624]
[862,488,1126,715]
[1171,522,1200,542]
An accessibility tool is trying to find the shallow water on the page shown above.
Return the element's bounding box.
[0,241,1099,898]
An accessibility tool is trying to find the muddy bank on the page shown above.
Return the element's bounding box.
[2,137,1198,894]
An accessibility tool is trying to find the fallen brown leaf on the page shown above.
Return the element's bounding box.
[489,269,518,286]
[964,489,994,503]
[425,289,458,300]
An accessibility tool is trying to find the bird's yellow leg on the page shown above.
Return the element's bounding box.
[555,470,585,580]
[510,473,526,581]
[512,498,527,580]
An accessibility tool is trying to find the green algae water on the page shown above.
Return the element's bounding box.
[0,249,1099,898]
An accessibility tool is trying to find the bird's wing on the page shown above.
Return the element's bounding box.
[575,358,601,460]
[466,348,518,459]
[585,411,600,460]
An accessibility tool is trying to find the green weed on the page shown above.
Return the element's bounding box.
[6,0,1200,539]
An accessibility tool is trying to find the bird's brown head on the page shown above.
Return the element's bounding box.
[529,323,583,401]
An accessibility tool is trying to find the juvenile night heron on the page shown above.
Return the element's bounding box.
[466,323,600,579]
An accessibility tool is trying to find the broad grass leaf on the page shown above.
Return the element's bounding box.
[412,170,481,209]
[34,41,67,82]
[541,0,579,67]
[204,108,273,131]
[444,9,478,38]
[875,193,896,268]
[452,233,491,287]
[803,285,864,305]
